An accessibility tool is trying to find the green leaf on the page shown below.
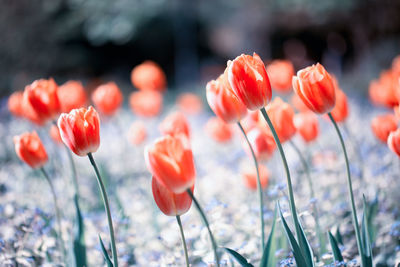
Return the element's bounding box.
[328,231,344,265]
[361,195,373,267]
[296,217,315,267]
[99,235,114,267]
[223,247,254,267]
[260,206,278,267]
[334,226,343,246]
[73,195,87,267]
[366,194,379,243]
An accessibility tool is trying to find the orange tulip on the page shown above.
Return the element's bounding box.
[369,70,399,108]
[8,91,24,117]
[227,53,272,111]
[58,80,87,113]
[292,63,336,114]
[206,74,248,123]
[128,121,147,145]
[91,82,123,116]
[388,128,400,157]
[49,125,63,144]
[242,165,269,191]
[14,131,48,169]
[159,112,191,138]
[264,97,296,143]
[266,59,295,93]
[371,114,398,143]
[152,177,193,216]
[176,93,203,115]
[394,104,400,121]
[129,91,163,117]
[245,127,276,161]
[293,112,319,143]
[204,117,233,143]
[145,134,195,193]
[58,106,100,156]
[131,61,166,92]
[21,91,46,126]
[330,88,349,123]
[240,110,261,132]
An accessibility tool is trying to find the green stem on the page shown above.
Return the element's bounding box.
[328,113,364,266]
[176,215,190,267]
[186,189,220,267]
[88,153,118,267]
[343,122,364,180]
[237,122,265,249]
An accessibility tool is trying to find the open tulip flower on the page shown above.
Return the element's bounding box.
[92,82,123,116]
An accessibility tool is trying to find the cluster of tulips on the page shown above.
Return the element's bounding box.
[7,51,398,267]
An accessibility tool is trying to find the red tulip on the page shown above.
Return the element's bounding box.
[330,88,349,123]
[245,127,276,161]
[371,114,397,143]
[227,53,272,111]
[176,93,203,115]
[293,112,319,143]
[145,134,195,193]
[128,121,147,145]
[91,82,123,116]
[368,70,399,108]
[242,165,269,191]
[49,125,63,145]
[388,128,400,157]
[131,61,166,92]
[58,106,100,156]
[394,104,400,121]
[266,59,295,93]
[292,63,336,114]
[152,177,193,216]
[21,91,45,126]
[8,91,24,117]
[159,112,191,138]
[240,110,261,133]
[129,91,163,117]
[264,97,296,143]
[204,117,233,143]
[58,81,87,113]
[206,74,248,123]
[14,131,48,169]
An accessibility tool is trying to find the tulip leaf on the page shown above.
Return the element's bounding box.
[223,247,254,267]
[296,216,315,267]
[260,205,277,267]
[328,231,344,265]
[361,195,373,267]
[366,193,379,243]
[73,196,87,267]
[334,225,343,246]
[99,235,113,267]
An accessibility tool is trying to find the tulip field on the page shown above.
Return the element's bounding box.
[2,55,400,267]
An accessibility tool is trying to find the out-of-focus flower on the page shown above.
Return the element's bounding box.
[329,88,349,123]
[14,131,48,169]
[293,112,319,143]
[206,74,247,123]
[227,53,272,111]
[21,92,45,125]
[388,128,400,157]
[242,165,269,191]
[245,127,276,161]
[152,177,193,216]
[292,63,336,114]
[371,114,398,143]
[159,112,191,138]
[128,121,147,145]
[394,104,400,120]
[290,94,311,112]
[368,70,399,108]
[145,134,195,193]
[176,93,203,115]
[49,125,62,145]
[129,91,163,117]
[241,111,260,132]
[91,82,123,116]
[131,61,166,92]
[58,81,87,113]
[205,117,233,143]
[8,91,24,117]
[266,59,294,93]
[264,97,296,143]
[58,106,100,156]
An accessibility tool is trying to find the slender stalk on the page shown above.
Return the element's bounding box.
[186,189,220,267]
[237,122,265,249]
[328,113,364,266]
[176,215,190,267]
[343,122,364,180]
[88,153,118,267]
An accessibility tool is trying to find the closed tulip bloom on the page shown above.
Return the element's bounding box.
[129,91,163,117]
[292,63,336,114]
[128,121,147,145]
[369,70,399,108]
[266,59,295,93]
[245,127,276,161]
[145,134,195,193]
[388,128,400,157]
[330,88,349,123]
[242,165,269,191]
[371,114,398,143]
[58,81,87,113]
[152,177,193,216]
[92,82,123,116]
[21,91,45,126]
[131,61,167,92]
[205,117,233,143]
[159,112,191,138]
[176,93,203,115]
[14,131,48,169]
[264,97,296,143]
[206,74,248,123]
[49,125,63,145]
[58,106,100,156]
[8,91,24,117]
[293,112,319,143]
[227,53,272,111]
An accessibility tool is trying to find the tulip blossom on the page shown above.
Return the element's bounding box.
[227,53,272,110]
[21,91,45,125]
[245,127,276,161]
[176,93,203,115]
[292,63,336,114]
[394,105,400,121]
[152,177,193,216]
[205,117,233,143]
[293,112,319,143]
[242,165,269,191]
[131,61,166,92]
[58,80,87,113]
[368,70,399,108]
[8,91,24,117]
[14,131,48,169]
[91,82,123,116]
[240,110,261,132]
[129,91,163,117]
[371,114,398,143]
[128,121,147,145]
[58,106,100,156]
[145,134,195,193]
[330,88,349,123]
[159,112,191,138]
[50,125,63,145]
[388,128,400,157]
[206,74,248,123]
[264,97,296,143]
[266,59,295,93]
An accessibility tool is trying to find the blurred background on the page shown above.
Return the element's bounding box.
[1,0,400,97]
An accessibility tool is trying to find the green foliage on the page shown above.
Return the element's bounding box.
[260,206,277,267]
[328,231,344,265]
[99,235,113,267]
[223,248,254,267]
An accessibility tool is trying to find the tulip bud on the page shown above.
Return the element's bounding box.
[264,97,296,143]
[293,112,319,143]
[58,80,87,113]
[92,82,123,116]
[131,61,167,92]
[14,131,48,169]
[266,59,295,93]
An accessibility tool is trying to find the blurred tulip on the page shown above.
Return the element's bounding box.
[152,177,193,216]
[242,165,269,191]
[58,106,100,156]
[159,112,190,138]
[131,61,166,92]
[264,97,296,143]
[266,59,295,93]
[22,91,46,125]
[8,91,24,117]
[293,112,319,143]
[49,125,63,145]
[176,93,203,115]
[245,127,276,161]
[371,114,397,143]
[290,94,311,112]
[394,104,400,120]
[206,74,247,123]
[369,70,399,108]
[330,88,349,123]
[240,110,260,132]
[58,81,87,113]
[392,55,400,75]
[292,63,336,114]
[128,121,147,145]
[205,117,233,143]
[129,91,163,117]
[388,128,400,157]
[91,82,123,116]
[14,131,48,169]
[145,134,195,193]
[227,53,272,111]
